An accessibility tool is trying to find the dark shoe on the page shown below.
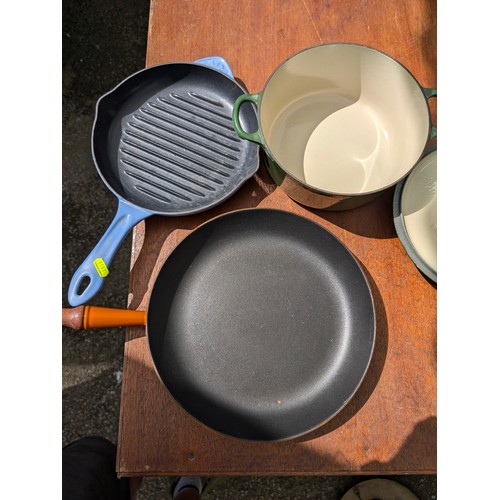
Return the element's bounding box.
[62,436,131,500]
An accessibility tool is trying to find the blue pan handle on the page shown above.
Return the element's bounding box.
[67,56,235,307]
[195,56,234,79]
[67,200,152,306]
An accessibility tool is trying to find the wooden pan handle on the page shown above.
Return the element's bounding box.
[62,306,146,330]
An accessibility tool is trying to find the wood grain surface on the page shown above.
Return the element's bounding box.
[117,0,437,476]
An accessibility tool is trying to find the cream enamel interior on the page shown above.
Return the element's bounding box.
[260,44,430,195]
[401,150,437,273]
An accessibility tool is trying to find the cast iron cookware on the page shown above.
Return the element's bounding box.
[68,58,259,307]
[64,209,376,441]
[393,147,437,283]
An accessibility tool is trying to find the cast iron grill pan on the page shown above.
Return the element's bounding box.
[68,62,259,307]
[94,64,259,215]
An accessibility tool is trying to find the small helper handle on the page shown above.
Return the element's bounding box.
[62,306,147,330]
[195,56,234,78]
[232,93,264,144]
[422,87,437,139]
[67,200,152,307]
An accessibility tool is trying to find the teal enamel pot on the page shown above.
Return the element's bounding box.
[393,147,437,283]
[232,43,436,210]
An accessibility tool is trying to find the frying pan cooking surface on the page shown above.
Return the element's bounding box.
[147,209,375,440]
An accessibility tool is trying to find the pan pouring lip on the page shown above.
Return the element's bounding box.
[146,208,376,441]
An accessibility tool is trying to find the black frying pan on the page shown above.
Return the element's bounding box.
[64,209,376,441]
[68,58,259,306]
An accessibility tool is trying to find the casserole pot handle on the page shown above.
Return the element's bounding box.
[67,200,152,307]
[232,93,264,145]
[423,87,437,139]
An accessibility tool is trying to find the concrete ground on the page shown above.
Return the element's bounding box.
[62,1,437,498]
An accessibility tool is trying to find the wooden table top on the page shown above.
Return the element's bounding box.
[117,0,437,477]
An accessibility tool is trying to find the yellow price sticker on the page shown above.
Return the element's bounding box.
[93,258,109,278]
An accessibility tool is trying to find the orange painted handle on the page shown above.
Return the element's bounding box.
[62,306,146,330]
